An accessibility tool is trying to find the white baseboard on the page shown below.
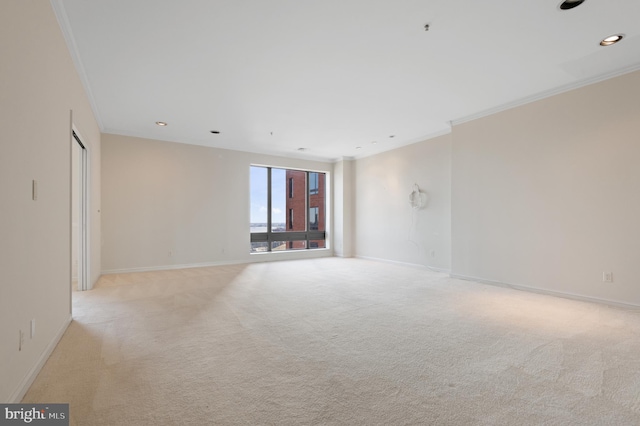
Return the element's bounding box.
[10,315,72,403]
[450,273,640,310]
[355,255,452,275]
[101,260,249,275]
[102,250,334,275]
[334,252,353,258]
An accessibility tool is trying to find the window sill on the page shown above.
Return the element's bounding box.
[250,248,330,256]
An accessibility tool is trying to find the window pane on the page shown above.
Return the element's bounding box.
[271,241,288,251]
[250,166,268,232]
[309,240,325,249]
[309,207,319,230]
[250,242,268,253]
[309,172,319,195]
[309,172,325,232]
[270,241,307,251]
[271,168,286,232]
[288,240,307,250]
[284,170,307,232]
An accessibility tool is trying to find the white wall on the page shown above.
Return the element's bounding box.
[352,135,452,271]
[452,70,640,306]
[101,134,333,272]
[0,0,101,402]
[332,159,354,258]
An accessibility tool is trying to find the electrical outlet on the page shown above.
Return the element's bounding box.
[603,272,613,283]
[168,250,173,257]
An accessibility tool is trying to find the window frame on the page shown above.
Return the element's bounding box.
[250,166,326,253]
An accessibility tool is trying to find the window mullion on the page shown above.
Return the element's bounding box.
[267,167,272,252]
[306,171,310,249]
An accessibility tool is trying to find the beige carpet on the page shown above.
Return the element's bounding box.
[23,258,640,425]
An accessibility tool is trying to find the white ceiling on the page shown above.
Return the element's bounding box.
[53,0,640,161]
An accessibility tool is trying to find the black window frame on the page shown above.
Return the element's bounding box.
[250,166,326,252]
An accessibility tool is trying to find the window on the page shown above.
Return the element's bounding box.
[309,172,319,195]
[250,166,326,252]
[309,207,319,230]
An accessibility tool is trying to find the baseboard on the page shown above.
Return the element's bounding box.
[334,252,353,258]
[102,250,334,275]
[450,273,640,310]
[355,255,452,274]
[10,315,72,403]
[101,260,250,275]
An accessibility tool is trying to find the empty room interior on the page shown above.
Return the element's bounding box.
[2,0,640,424]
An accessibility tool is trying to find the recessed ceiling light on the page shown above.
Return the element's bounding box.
[155,121,167,126]
[355,146,362,150]
[210,130,220,134]
[389,135,395,138]
[372,141,378,145]
[297,147,307,152]
[559,0,585,10]
[600,34,624,46]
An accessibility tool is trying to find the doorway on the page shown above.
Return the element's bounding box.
[72,130,89,291]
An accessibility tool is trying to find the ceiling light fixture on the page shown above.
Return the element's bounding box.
[355,146,362,150]
[559,0,585,10]
[600,34,624,46]
[155,121,167,126]
[297,147,307,152]
[210,130,220,134]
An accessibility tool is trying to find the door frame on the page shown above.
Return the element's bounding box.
[72,126,90,292]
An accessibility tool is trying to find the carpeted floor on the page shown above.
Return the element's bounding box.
[23,258,640,425]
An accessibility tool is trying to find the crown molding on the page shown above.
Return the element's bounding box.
[50,0,104,130]
[452,63,640,126]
